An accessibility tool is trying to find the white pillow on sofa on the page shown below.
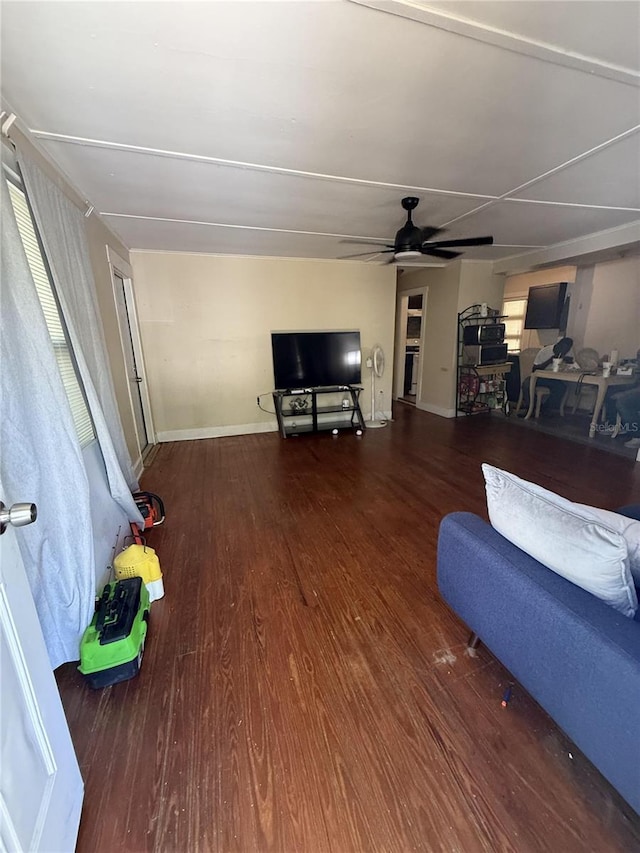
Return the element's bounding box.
[482,464,638,618]
[573,501,640,586]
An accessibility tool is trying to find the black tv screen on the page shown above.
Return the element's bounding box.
[524,282,568,329]
[271,331,361,389]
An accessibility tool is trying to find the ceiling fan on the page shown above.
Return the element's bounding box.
[340,197,493,262]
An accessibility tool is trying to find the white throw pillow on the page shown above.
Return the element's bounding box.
[574,501,640,587]
[482,464,638,618]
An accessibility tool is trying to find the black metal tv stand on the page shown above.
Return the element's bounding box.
[273,385,366,438]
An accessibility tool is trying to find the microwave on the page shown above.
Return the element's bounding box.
[463,343,508,366]
[463,323,506,345]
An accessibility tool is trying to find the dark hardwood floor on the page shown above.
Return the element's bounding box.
[56,405,640,852]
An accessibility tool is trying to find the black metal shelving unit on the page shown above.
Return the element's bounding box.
[456,305,511,417]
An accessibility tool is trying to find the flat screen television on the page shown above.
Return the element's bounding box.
[524,282,568,329]
[271,331,361,389]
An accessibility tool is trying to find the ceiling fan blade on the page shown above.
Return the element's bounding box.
[339,237,394,247]
[421,247,461,260]
[420,226,443,242]
[424,236,494,248]
[338,249,394,259]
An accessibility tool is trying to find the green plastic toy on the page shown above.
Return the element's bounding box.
[79,576,150,688]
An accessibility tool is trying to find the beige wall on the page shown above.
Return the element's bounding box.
[503,265,577,350]
[129,252,396,439]
[9,126,140,467]
[504,258,640,360]
[581,257,640,360]
[457,261,505,315]
[502,265,577,299]
[398,261,505,416]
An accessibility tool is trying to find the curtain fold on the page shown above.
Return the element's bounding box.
[1,178,95,668]
[18,153,142,521]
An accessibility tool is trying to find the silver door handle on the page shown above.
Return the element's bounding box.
[133,376,143,383]
[0,501,37,535]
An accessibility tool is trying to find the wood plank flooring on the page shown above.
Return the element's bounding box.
[56,405,640,852]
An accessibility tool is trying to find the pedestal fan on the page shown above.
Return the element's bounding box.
[366,345,387,428]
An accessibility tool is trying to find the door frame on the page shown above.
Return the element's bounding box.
[394,284,428,403]
[106,246,155,462]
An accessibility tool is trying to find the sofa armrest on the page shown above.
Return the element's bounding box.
[437,512,640,814]
[617,504,640,522]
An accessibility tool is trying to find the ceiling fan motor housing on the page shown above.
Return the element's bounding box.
[395,223,424,253]
[395,196,424,254]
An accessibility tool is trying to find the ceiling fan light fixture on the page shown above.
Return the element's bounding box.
[394,249,422,259]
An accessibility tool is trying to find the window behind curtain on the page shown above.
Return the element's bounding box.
[5,173,96,448]
[501,297,527,352]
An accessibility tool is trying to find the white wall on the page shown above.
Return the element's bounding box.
[130,252,397,439]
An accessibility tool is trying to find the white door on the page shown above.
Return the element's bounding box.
[113,269,149,456]
[107,248,154,463]
[0,491,83,852]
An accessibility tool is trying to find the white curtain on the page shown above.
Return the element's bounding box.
[1,178,95,668]
[18,153,142,519]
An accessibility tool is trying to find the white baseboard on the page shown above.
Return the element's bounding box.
[416,401,456,419]
[157,422,278,442]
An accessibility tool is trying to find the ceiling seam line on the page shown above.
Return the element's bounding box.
[439,124,640,228]
[509,199,640,212]
[99,213,397,242]
[494,221,640,271]
[99,211,545,247]
[127,248,444,266]
[496,124,640,199]
[347,0,640,88]
[34,126,639,215]
[28,129,497,202]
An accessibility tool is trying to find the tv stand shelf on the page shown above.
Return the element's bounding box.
[273,386,366,438]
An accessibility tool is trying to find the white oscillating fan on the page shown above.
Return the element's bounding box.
[366,345,387,428]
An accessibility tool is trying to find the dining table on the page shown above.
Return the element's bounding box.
[525,367,637,437]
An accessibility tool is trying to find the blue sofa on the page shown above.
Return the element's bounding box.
[437,506,640,814]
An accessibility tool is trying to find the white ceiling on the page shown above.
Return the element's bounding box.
[2,0,639,271]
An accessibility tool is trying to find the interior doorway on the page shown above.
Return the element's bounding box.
[394,287,427,406]
[106,247,155,467]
